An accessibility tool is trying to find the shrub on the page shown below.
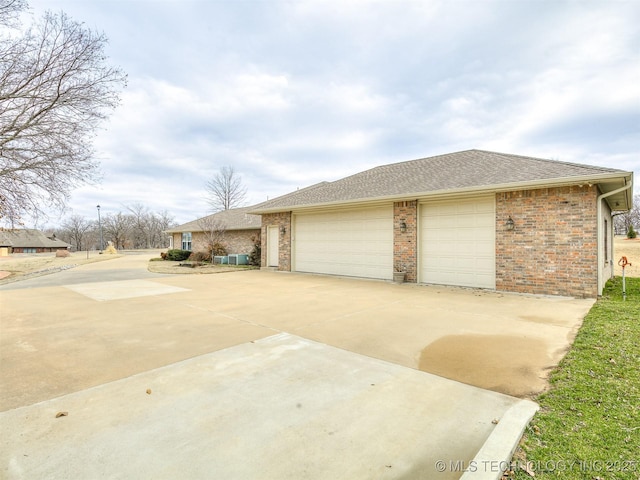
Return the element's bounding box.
[209,242,227,257]
[166,249,191,261]
[189,251,211,262]
[248,235,261,266]
[628,225,637,239]
[160,252,167,260]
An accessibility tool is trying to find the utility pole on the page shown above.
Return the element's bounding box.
[97,204,104,252]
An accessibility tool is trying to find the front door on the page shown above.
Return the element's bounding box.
[267,226,279,267]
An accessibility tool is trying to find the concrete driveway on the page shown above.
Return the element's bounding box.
[0,253,593,479]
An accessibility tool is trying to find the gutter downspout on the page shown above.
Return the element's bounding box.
[597,182,633,295]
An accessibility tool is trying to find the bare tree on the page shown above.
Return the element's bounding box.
[197,215,227,262]
[55,205,177,252]
[123,204,175,249]
[0,1,127,225]
[205,166,247,212]
[126,203,152,249]
[0,0,27,28]
[614,194,639,236]
[60,214,93,251]
[102,212,131,250]
[150,209,176,248]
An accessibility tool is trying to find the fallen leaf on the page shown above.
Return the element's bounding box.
[55,411,68,418]
[492,418,500,424]
[146,389,152,395]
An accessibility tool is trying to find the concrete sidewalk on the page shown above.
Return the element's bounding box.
[1,333,537,480]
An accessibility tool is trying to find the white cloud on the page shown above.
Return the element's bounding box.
[22,0,640,225]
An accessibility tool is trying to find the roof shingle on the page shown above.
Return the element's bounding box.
[250,149,631,212]
[0,229,71,248]
[166,206,261,233]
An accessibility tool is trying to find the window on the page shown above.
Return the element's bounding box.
[604,220,609,263]
[181,232,192,251]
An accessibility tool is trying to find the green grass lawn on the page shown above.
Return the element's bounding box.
[508,277,640,480]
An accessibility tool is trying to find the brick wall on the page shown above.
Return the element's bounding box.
[496,185,598,298]
[191,233,208,252]
[220,230,259,254]
[11,247,66,253]
[393,200,418,282]
[261,212,292,271]
[173,230,259,255]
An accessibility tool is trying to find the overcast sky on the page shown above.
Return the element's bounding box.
[26,0,640,226]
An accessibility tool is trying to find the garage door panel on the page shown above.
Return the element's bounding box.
[420,197,495,289]
[294,207,393,280]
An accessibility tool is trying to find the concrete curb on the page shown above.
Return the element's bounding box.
[460,399,539,480]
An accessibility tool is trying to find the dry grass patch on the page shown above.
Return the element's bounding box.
[0,251,120,282]
[614,237,640,278]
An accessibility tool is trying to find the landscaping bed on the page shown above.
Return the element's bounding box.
[147,259,258,275]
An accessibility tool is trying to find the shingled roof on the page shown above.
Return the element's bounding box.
[166,206,262,233]
[250,149,633,213]
[0,229,71,249]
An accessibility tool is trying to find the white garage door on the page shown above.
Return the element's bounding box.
[420,197,495,289]
[294,206,393,280]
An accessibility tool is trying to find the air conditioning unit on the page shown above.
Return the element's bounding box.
[228,254,248,265]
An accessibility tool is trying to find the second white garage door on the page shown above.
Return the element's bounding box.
[293,206,393,280]
[420,197,496,289]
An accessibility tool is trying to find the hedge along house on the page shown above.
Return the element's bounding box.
[165,206,261,255]
[249,150,633,298]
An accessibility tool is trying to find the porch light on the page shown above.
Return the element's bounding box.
[505,216,515,231]
[400,221,407,233]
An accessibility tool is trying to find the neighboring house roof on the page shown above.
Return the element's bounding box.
[249,149,633,213]
[0,229,71,249]
[166,206,262,233]
[0,231,12,247]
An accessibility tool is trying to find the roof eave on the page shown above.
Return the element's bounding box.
[164,226,261,234]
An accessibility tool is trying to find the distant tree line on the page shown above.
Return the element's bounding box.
[614,194,639,237]
[50,203,177,251]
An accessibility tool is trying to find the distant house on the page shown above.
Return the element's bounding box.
[165,206,261,254]
[0,229,71,256]
[249,149,633,298]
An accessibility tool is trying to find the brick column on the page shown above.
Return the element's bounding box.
[394,200,418,282]
[260,212,292,271]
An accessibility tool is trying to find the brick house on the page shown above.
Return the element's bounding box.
[249,150,633,298]
[0,229,71,256]
[165,206,261,256]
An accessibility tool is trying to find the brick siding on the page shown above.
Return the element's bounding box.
[257,186,600,297]
[220,230,260,255]
[261,212,292,271]
[393,200,418,282]
[496,185,598,298]
[10,247,67,253]
[172,230,259,256]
